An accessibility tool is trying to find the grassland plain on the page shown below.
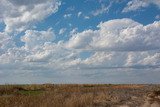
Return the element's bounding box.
[0,84,160,107]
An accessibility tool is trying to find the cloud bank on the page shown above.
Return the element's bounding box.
[67,18,160,51]
[0,0,159,83]
[0,18,159,71]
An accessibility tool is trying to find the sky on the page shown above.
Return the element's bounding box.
[0,0,160,84]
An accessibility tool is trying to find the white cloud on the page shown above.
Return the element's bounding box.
[0,34,78,71]
[77,51,160,70]
[0,32,15,55]
[59,51,159,70]
[155,15,160,20]
[83,52,114,66]
[2,29,157,76]
[69,28,78,36]
[84,16,90,19]
[0,0,60,33]
[123,0,160,12]
[59,28,66,35]
[0,15,160,83]
[67,18,160,51]
[0,18,159,71]
[125,52,138,66]
[67,29,98,49]
[21,28,55,50]
[0,47,27,64]
[63,14,72,18]
[138,52,160,66]
[77,12,82,17]
[91,4,111,16]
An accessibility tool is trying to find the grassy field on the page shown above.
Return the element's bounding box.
[0,84,160,107]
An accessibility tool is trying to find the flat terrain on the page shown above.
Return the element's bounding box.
[0,84,160,107]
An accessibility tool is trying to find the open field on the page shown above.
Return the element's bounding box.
[0,84,160,107]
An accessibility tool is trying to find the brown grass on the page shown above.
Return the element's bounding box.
[0,84,109,107]
[0,84,154,107]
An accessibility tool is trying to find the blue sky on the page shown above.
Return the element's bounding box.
[36,0,160,37]
[0,0,160,84]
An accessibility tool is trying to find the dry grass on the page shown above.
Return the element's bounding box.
[0,84,159,107]
[0,84,109,107]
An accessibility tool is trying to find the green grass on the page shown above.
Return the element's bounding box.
[17,90,43,95]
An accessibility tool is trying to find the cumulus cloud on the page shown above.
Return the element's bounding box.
[45,50,157,71]
[138,52,160,66]
[0,18,160,71]
[0,34,78,71]
[83,52,114,66]
[0,0,60,33]
[1,26,158,74]
[0,11,159,84]
[123,0,160,12]
[0,32,15,53]
[67,30,97,49]
[21,28,55,50]
[73,51,160,70]
[0,47,27,64]
[67,18,160,51]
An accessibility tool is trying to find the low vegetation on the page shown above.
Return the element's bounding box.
[0,84,160,107]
